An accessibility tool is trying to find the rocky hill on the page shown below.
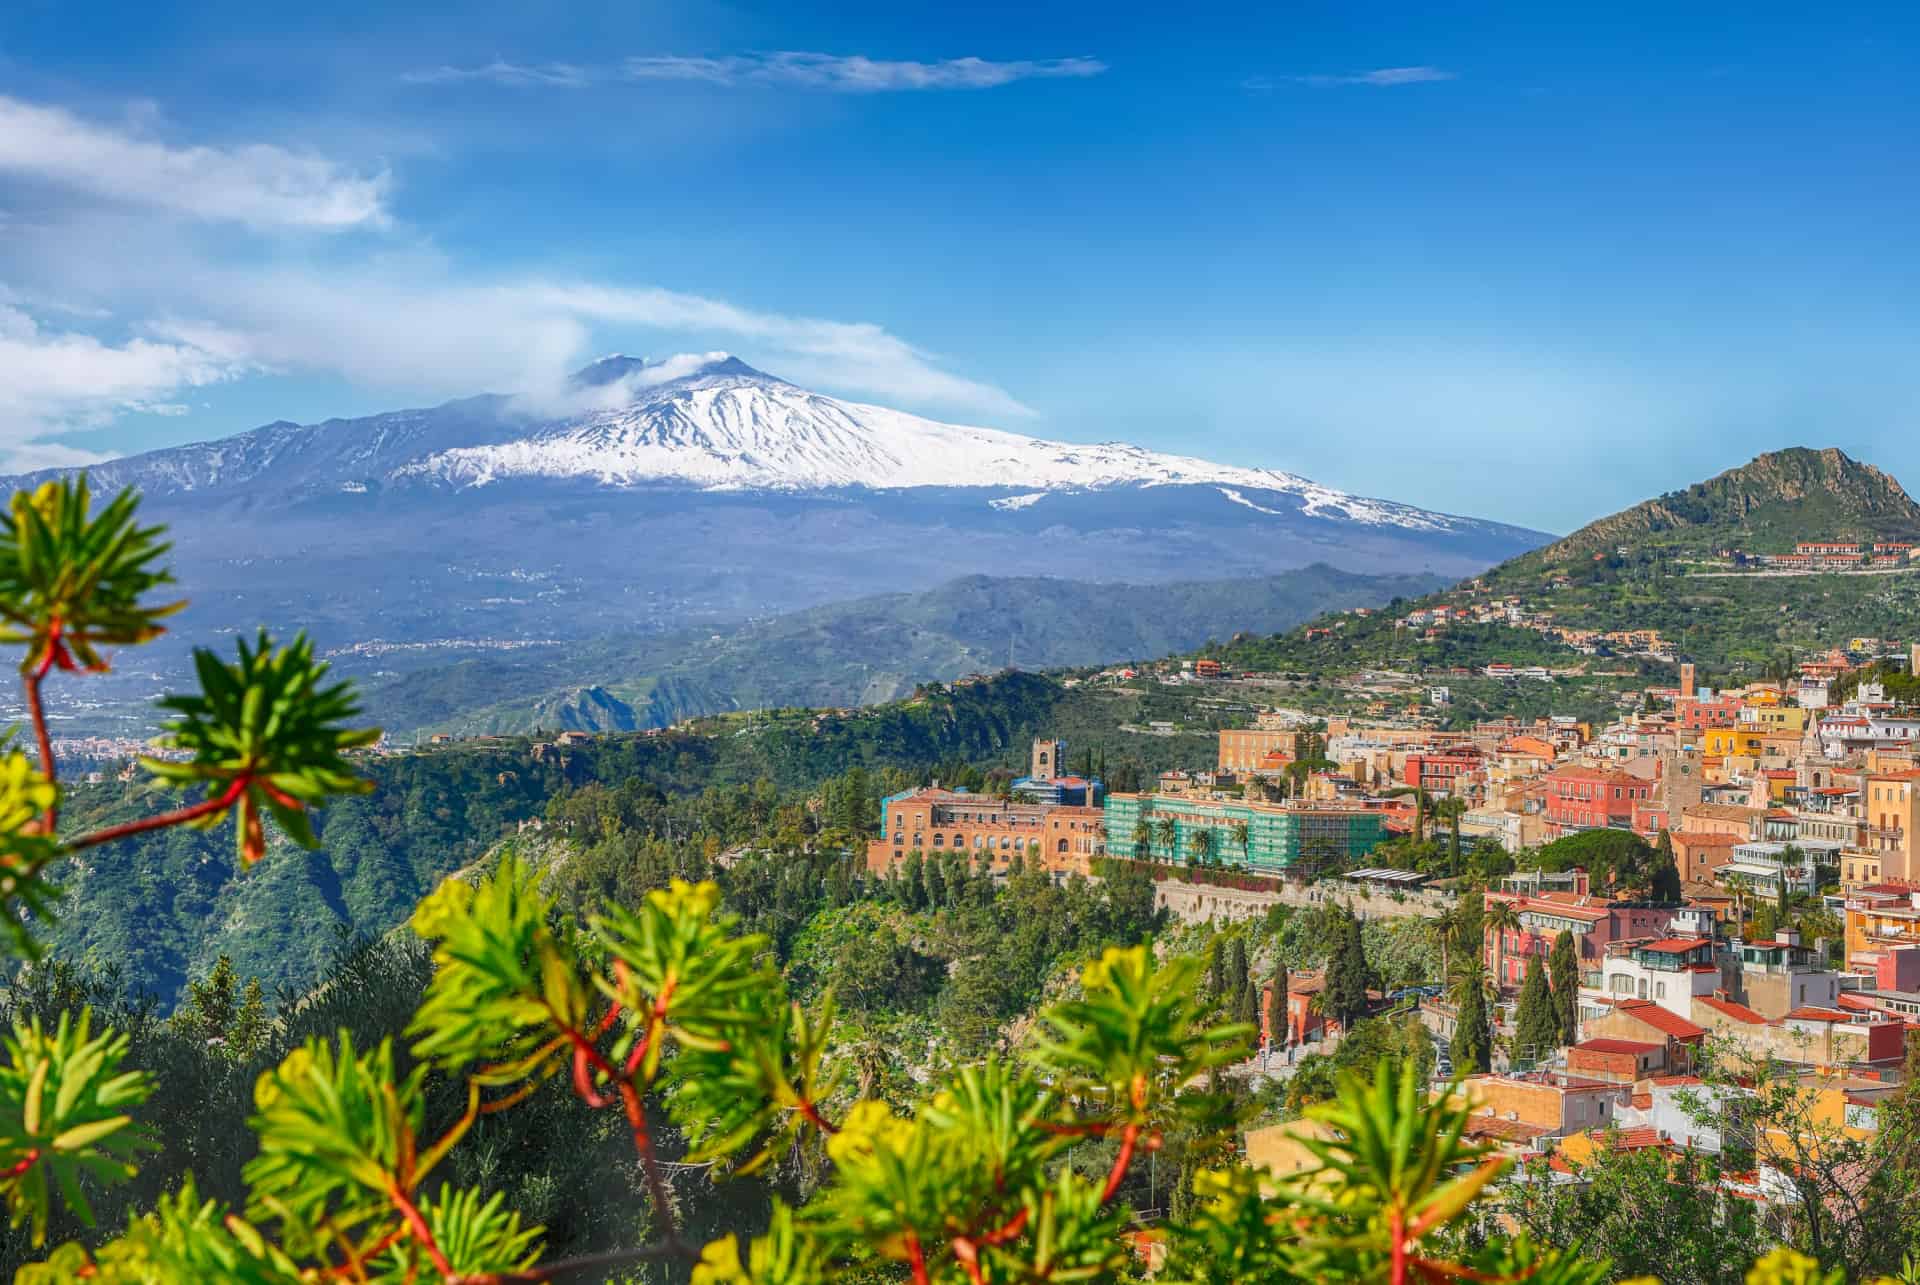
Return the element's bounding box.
[1507,447,1920,574]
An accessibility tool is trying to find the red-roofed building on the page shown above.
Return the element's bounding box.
[1568,1038,1667,1083]
[1694,995,1767,1025]
[1483,883,1688,989]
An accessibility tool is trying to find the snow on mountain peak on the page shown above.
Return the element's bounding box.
[387,365,1466,532]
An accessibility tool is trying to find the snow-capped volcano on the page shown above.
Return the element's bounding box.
[0,354,1549,686]
[372,353,1466,532]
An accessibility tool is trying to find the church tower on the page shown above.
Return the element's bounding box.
[1030,738,1064,781]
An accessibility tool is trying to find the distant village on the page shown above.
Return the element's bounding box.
[859,634,1920,1207]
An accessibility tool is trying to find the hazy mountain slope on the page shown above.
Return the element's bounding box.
[369,565,1450,736]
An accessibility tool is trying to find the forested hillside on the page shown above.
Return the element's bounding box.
[43,671,1232,1004]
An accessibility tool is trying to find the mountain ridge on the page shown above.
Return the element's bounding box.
[1511,446,1920,573]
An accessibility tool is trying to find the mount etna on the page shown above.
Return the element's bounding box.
[3,355,1548,734]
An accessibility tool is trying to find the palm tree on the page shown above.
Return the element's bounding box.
[1483,899,1521,990]
[1130,816,1153,861]
[1432,796,1468,875]
[1429,904,1465,984]
[1154,815,1178,861]
[1228,820,1251,861]
[1187,827,1214,868]
[1724,873,1751,935]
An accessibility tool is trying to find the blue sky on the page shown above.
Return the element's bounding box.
[1,1,1917,531]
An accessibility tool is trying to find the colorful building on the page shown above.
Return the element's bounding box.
[1102,793,1386,875]
[1541,766,1652,835]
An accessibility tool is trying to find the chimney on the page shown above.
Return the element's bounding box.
[1779,927,1800,947]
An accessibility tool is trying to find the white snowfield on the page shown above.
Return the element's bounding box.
[395,358,1461,532]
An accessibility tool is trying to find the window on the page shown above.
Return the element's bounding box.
[932,835,944,847]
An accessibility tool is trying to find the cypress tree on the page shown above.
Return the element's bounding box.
[1325,912,1371,1029]
[1548,929,1579,1046]
[1235,975,1259,1028]
[1266,957,1290,1047]
[1451,974,1491,1074]
[900,852,925,911]
[1227,937,1250,996]
[1650,829,1682,902]
[1207,944,1227,1000]
[1513,954,1559,1064]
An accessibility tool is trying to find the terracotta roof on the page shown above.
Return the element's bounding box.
[1640,937,1711,953]
[1464,1116,1552,1143]
[1631,1092,1653,1109]
[1670,831,1743,846]
[1782,1007,1855,1023]
[1574,1038,1661,1055]
[1613,1001,1707,1040]
[1695,996,1766,1025]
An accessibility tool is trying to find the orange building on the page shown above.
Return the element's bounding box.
[866,787,1103,878]
[1218,728,1304,774]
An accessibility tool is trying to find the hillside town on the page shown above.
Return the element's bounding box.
[856,637,1920,1237]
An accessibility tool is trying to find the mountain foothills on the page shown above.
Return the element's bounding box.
[368,565,1449,737]
[0,355,1543,736]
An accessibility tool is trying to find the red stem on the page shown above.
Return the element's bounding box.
[66,776,249,852]
[387,1182,454,1279]
[2,1148,40,1181]
[797,1098,840,1135]
[22,670,56,830]
[905,1233,930,1285]
[1099,1123,1140,1204]
[1389,1208,1409,1285]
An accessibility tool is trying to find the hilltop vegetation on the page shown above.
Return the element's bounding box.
[1206,448,1920,694]
[1509,446,1920,570]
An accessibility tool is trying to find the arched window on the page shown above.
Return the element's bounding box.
[932,834,944,847]
[1057,839,1069,853]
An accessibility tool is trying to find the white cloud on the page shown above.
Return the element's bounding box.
[0,95,390,229]
[0,304,248,468]
[1250,66,1456,90]
[0,89,1031,463]
[406,52,1106,93]
[112,267,1034,422]
[400,61,592,89]
[626,52,1106,91]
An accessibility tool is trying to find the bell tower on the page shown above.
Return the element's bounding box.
[1030,738,1063,781]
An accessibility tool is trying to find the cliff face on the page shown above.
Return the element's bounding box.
[1518,447,1920,569]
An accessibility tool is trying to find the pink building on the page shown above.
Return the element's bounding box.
[1484,880,1687,990]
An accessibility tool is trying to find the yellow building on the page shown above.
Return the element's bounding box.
[1702,727,1767,759]
[1744,706,1807,733]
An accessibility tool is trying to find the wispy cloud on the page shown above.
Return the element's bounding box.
[403,52,1106,93]
[0,95,390,229]
[0,303,248,468]
[1244,66,1455,91]
[400,60,593,89]
[0,88,1032,462]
